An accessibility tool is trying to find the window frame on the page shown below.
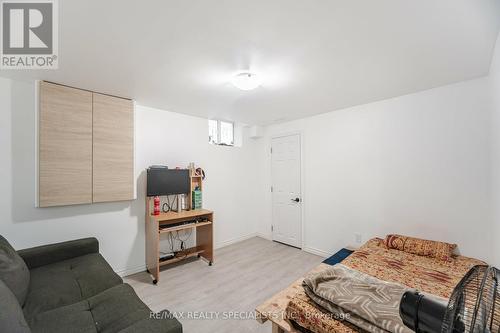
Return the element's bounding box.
[208,119,219,145]
[208,119,235,147]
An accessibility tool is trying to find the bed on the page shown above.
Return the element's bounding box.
[256,238,484,333]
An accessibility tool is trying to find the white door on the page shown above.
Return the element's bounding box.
[271,134,302,248]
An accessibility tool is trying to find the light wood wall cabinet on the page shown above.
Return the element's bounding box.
[38,81,135,207]
[39,82,93,207]
[92,93,134,203]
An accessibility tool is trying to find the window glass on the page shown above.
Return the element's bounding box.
[208,120,235,146]
[219,121,234,146]
[208,119,218,144]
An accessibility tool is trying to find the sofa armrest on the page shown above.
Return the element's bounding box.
[17,237,99,269]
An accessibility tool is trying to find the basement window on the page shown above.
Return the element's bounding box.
[208,119,234,146]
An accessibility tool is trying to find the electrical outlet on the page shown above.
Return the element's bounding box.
[354,233,362,244]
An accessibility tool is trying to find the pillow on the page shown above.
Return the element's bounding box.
[0,235,30,305]
[0,279,31,333]
[384,234,456,261]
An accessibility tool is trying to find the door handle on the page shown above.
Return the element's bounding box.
[291,198,300,203]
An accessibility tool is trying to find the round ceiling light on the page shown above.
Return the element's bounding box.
[231,72,261,91]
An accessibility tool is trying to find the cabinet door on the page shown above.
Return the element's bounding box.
[92,93,134,202]
[39,82,93,207]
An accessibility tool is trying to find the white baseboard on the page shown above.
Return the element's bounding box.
[302,246,331,258]
[117,233,276,277]
[116,264,146,277]
[256,232,272,241]
[215,232,259,249]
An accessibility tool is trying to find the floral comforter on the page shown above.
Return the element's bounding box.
[286,238,484,333]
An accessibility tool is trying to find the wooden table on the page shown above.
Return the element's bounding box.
[145,207,214,284]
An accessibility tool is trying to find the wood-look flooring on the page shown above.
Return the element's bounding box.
[124,237,323,333]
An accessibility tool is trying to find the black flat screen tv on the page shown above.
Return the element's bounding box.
[147,168,190,196]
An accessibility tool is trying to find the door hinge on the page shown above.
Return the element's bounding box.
[271,186,273,192]
[270,147,273,154]
[271,225,274,232]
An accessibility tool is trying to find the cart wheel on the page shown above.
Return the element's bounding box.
[153,279,158,285]
[209,261,213,266]
[197,254,201,258]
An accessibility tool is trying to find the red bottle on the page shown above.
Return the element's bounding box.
[153,196,160,216]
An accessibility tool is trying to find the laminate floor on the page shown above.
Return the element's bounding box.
[124,237,323,333]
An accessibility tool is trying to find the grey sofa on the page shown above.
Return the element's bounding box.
[0,235,182,333]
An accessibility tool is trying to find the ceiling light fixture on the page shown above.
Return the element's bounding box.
[231,72,261,91]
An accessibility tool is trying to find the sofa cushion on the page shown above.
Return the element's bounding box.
[29,284,182,333]
[29,298,96,333]
[0,279,31,333]
[0,235,30,305]
[23,253,122,321]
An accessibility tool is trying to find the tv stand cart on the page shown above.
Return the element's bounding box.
[145,201,214,284]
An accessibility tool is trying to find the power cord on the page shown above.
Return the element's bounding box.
[161,228,194,257]
[173,229,193,259]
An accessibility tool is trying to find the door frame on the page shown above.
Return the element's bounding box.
[270,131,304,249]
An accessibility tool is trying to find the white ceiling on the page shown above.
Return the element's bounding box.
[2,0,500,125]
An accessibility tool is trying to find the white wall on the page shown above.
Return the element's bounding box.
[490,33,500,268]
[0,77,264,275]
[2,41,499,274]
[259,77,493,263]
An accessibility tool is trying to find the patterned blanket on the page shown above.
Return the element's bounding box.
[287,238,485,333]
[304,264,445,333]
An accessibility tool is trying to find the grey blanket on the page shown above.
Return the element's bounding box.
[303,264,430,333]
